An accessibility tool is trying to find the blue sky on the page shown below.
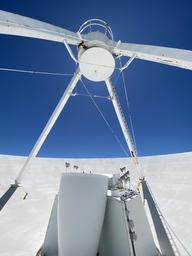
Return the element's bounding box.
[0,0,192,158]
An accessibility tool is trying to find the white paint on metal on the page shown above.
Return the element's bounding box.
[58,173,108,256]
[1,10,192,72]
[142,180,176,255]
[99,196,133,256]
[15,69,81,184]
[0,10,81,45]
[99,194,157,256]
[112,42,192,70]
[0,11,192,256]
[42,195,58,256]
[63,40,78,63]
[120,54,136,71]
[105,78,137,159]
[78,19,113,41]
[127,195,157,256]
[79,47,115,81]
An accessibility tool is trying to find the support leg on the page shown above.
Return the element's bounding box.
[105,78,136,159]
[15,68,81,184]
[141,180,175,256]
[105,78,142,177]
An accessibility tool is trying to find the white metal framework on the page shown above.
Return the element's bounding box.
[1,12,192,256]
[105,78,137,159]
[78,19,114,40]
[0,11,192,184]
[15,69,138,184]
[15,69,81,184]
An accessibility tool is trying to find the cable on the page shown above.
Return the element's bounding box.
[119,58,138,154]
[80,78,129,156]
[113,69,123,86]
[71,92,111,100]
[147,182,191,256]
[0,67,73,76]
[110,79,143,178]
[163,218,192,256]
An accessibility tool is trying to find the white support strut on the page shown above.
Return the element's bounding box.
[63,40,78,63]
[105,78,138,163]
[119,54,136,72]
[15,68,81,184]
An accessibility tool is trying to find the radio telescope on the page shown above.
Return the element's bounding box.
[0,11,192,256]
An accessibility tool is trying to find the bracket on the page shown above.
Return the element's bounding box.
[119,54,136,72]
[63,40,78,63]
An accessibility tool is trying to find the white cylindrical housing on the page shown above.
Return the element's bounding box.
[58,173,108,256]
[79,47,115,82]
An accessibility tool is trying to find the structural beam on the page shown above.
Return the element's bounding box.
[0,184,18,211]
[105,78,138,163]
[0,10,81,45]
[15,68,81,184]
[141,180,175,256]
[112,41,192,71]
